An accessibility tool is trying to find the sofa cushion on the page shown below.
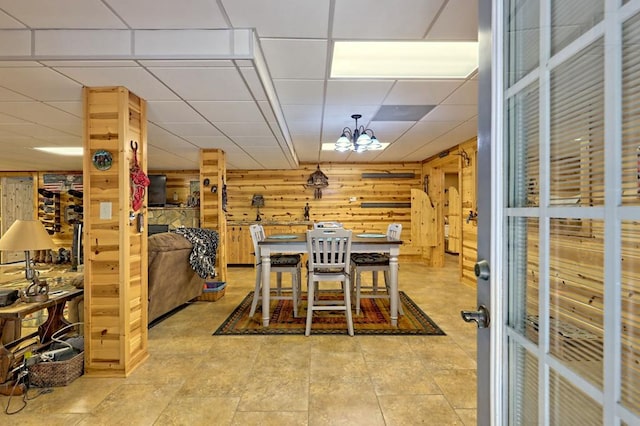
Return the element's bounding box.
[148,232,193,252]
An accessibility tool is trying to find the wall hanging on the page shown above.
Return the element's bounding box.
[129,141,150,212]
[306,165,329,199]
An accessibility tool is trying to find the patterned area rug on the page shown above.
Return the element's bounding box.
[214,291,446,336]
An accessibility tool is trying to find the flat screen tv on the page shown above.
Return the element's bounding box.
[148,175,167,207]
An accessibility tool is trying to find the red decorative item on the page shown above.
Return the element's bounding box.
[129,141,150,212]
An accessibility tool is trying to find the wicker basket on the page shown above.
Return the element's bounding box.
[197,281,226,301]
[29,351,84,387]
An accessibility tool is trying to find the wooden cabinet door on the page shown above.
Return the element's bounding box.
[1,177,34,263]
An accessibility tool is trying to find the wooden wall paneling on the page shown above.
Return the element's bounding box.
[83,86,148,377]
[448,186,461,254]
[459,139,478,286]
[225,163,422,259]
[199,149,227,281]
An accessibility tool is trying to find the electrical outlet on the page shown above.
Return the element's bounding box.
[349,197,357,202]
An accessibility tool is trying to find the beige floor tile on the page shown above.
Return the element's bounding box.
[379,394,465,425]
[367,358,443,396]
[178,367,253,398]
[11,377,125,415]
[309,351,369,383]
[238,371,309,412]
[309,379,385,426]
[154,396,239,425]
[76,383,181,425]
[232,411,309,426]
[433,369,477,409]
[456,408,478,425]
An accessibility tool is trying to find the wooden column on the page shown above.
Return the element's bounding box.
[83,87,149,377]
[199,149,227,282]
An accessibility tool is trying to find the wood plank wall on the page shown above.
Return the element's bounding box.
[421,138,478,284]
[226,162,423,258]
[83,86,148,377]
[200,149,227,281]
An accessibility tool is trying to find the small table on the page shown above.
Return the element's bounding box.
[258,233,402,327]
[0,287,83,390]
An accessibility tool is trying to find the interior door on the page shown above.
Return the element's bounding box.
[0,176,34,264]
[479,0,640,425]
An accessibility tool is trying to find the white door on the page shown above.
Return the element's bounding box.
[482,0,640,424]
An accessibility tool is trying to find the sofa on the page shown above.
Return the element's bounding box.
[147,232,204,322]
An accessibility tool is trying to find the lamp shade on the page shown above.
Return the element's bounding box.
[0,220,57,251]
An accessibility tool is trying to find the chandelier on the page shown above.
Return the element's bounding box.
[334,114,382,152]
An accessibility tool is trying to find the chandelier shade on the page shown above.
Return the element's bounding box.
[334,114,382,152]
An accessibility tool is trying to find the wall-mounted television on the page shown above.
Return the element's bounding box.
[148,175,167,207]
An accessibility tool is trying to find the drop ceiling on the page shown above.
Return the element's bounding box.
[0,0,478,171]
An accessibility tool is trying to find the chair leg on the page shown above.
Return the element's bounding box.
[343,278,354,336]
[372,271,379,292]
[305,276,315,336]
[355,268,362,315]
[383,270,404,316]
[292,268,299,318]
[249,265,262,317]
[276,272,283,295]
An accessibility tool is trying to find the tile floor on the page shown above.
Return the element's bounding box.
[0,255,477,425]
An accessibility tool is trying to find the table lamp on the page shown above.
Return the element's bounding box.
[0,219,57,282]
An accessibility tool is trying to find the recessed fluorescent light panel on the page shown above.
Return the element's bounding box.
[34,147,83,156]
[331,41,478,79]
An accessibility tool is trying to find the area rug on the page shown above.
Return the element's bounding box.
[213,291,446,336]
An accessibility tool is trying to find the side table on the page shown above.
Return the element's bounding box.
[0,287,83,395]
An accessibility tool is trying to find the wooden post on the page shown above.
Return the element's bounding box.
[199,149,227,282]
[83,87,149,377]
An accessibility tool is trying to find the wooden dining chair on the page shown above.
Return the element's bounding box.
[248,224,302,318]
[305,227,354,336]
[350,223,405,316]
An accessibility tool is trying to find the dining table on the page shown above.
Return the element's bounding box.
[258,232,402,327]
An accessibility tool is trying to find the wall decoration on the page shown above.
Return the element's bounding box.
[306,164,329,199]
[129,141,150,212]
[42,173,83,193]
[92,149,113,171]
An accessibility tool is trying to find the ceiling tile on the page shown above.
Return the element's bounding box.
[325,80,394,105]
[187,136,236,149]
[231,136,279,148]
[190,101,264,122]
[0,67,82,101]
[273,80,324,105]
[1,0,125,29]
[260,39,328,79]
[223,0,330,38]
[0,10,26,28]
[55,67,178,101]
[146,101,207,123]
[384,80,465,105]
[426,0,478,41]
[105,0,227,29]
[332,0,444,39]
[281,105,323,122]
[156,122,223,138]
[0,87,30,101]
[441,80,478,105]
[150,67,253,101]
[0,101,80,124]
[422,105,477,122]
[215,122,273,137]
